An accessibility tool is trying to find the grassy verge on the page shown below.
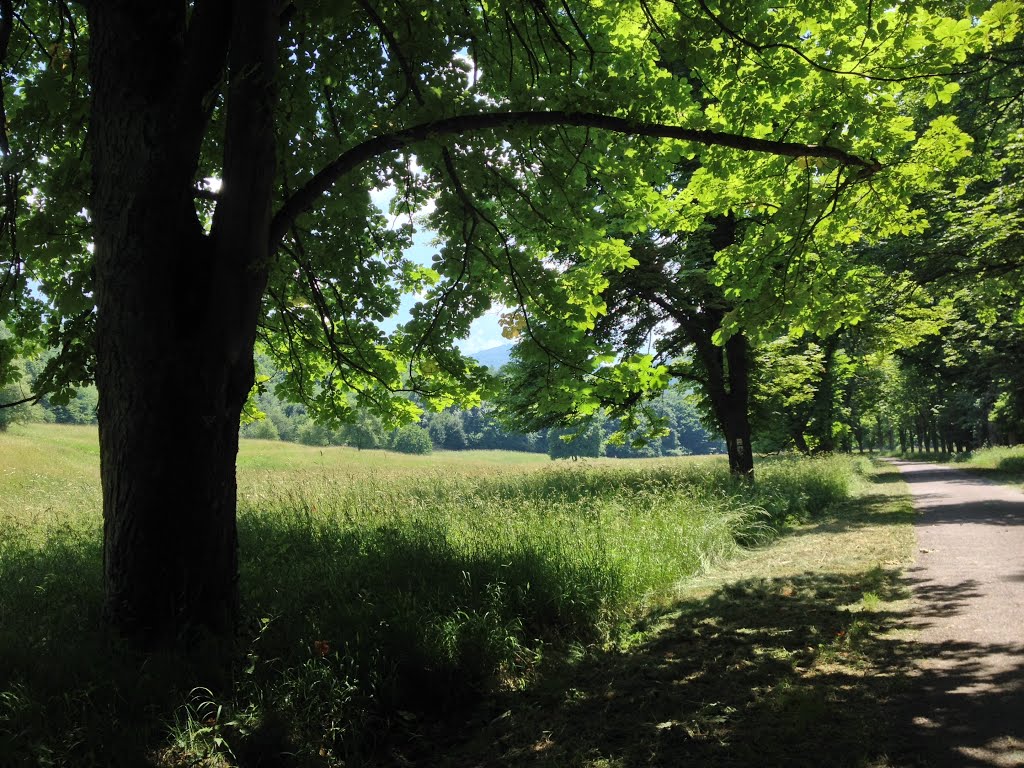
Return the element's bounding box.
[433,460,918,768]
[1,425,869,766]
[894,444,1024,487]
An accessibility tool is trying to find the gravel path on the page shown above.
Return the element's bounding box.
[890,460,1024,767]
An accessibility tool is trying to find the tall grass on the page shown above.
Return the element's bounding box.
[895,444,1024,476]
[0,425,860,766]
[953,444,1024,474]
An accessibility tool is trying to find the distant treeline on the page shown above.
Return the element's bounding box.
[241,381,723,458]
[2,353,723,459]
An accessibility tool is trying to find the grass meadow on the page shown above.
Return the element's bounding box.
[897,443,1024,483]
[0,424,914,767]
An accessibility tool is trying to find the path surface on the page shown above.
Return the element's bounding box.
[890,460,1024,767]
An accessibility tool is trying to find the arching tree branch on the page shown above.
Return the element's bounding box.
[0,392,36,409]
[269,109,881,248]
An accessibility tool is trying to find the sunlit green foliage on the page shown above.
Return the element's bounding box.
[2,1,1015,429]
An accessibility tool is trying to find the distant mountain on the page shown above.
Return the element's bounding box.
[470,344,513,370]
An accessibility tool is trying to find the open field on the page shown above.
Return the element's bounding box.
[0,424,915,766]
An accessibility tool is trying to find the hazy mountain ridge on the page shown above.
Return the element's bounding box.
[469,344,513,370]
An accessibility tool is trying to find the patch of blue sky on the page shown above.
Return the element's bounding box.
[370,181,511,357]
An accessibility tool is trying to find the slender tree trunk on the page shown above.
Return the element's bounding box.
[792,430,810,455]
[808,336,839,453]
[723,332,754,477]
[88,2,277,641]
[689,328,753,478]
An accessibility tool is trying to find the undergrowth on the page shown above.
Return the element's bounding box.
[953,444,1024,475]
[0,427,861,767]
[896,444,1024,476]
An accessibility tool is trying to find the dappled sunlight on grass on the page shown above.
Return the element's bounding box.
[419,462,920,767]
[428,568,915,768]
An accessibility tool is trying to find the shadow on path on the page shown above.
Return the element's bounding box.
[395,568,1022,768]
[895,575,1024,768]
[892,460,1024,767]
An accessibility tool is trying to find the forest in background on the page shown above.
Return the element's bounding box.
[1,2,1023,764]
[0,346,722,458]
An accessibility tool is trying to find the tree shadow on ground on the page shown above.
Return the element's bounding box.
[407,568,1024,768]
[895,571,1024,768]
[868,470,911,485]
[783,491,916,538]
[5,485,1020,767]
[913,497,1024,526]
[890,467,970,484]
[895,460,1024,495]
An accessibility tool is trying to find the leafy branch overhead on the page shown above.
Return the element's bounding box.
[0,0,1018,427]
[269,109,883,247]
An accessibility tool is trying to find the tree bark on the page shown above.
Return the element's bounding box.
[809,337,839,454]
[690,325,754,478]
[723,331,754,477]
[88,2,276,642]
[791,429,811,455]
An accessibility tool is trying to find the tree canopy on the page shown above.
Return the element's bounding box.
[2,1,1006,419]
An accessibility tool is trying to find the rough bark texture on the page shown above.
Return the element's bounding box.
[673,216,755,478]
[87,1,276,642]
[688,329,754,478]
[722,333,755,478]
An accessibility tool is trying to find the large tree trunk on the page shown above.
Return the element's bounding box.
[792,429,811,455]
[685,216,754,479]
[87,2,276,642]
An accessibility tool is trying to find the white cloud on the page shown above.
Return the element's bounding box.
[369,183,395,212]
[457,313,513,354]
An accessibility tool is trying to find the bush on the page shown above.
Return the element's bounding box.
[46,387,99,425]
[548,425,603,459]
[341,412,385,450]
[0,386,26,431]
[390,424,432,454]
[297,421,334,446]
[241,417,280,440]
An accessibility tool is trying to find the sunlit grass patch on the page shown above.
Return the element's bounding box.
[0,425,868,766]
[895,443,1024,487]
[436,461,918,768]
[954,444,1024,475]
